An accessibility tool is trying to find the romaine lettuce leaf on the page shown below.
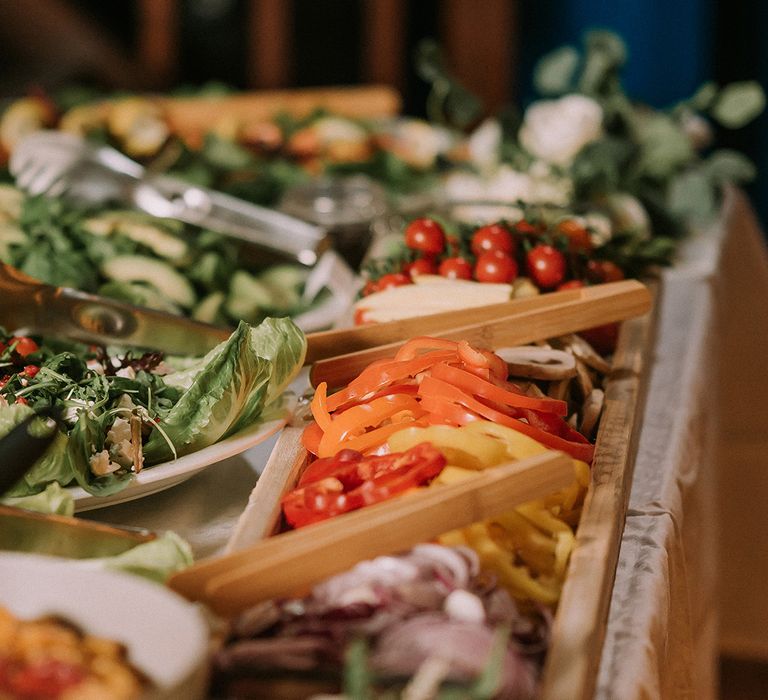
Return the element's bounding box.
[1,482,75,515]
[142,322,273,463]
[67,411,134,496]
[98,531,193,583]
[0,404,75,497]
[249,316,307,406]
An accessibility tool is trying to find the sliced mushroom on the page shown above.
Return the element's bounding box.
[575,359,594,398]
[559,334,612,375]
[514,380,548,398]
[548,378,572,401]
[581,388,605,438]
[495,346,577,381]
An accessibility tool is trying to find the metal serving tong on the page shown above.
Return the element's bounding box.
[10,131,328,266]
[0,262,229,356]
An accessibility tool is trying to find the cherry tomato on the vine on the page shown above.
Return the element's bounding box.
[445,235,461,255]
[362,279,380,296]
[471,224,515,257]
[474,251,519,284]
[526,245,567,289]
[586,259,625,283]
[403,256,438,278]
[515,220,540,235]
[557,279,585,291]
[580,323,620,355]
[376,272,412,291]
[557,219,593,252]
[404,218,446,255]
[11,337,39,357]
[438,256,473,280]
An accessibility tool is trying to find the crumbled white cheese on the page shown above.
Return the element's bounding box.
[115,366,136,380]
[89,449,120,476]
[106,417,131,446]
[110,439,135,468]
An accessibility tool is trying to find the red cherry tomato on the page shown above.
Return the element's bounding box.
[474,251,519,283]
[515,220,540,235]
[557,219,593,252]
[438,257,473,280]
[11,337,38,357]
[403,256,438,278]
[404,218,446,255]
[526,245,567,289]
[362,279,380,296]
[471,224,515,257]
[586,260,625,283]
[376,273,412,291]
[579,323,620,355]
[557,279,585,291]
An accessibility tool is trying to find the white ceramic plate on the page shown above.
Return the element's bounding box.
[70,406,289,512]
[0,552,209,699]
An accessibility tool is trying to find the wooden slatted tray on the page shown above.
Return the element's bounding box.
[220,288,658,698]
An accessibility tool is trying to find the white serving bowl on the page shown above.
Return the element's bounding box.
[0,553,209,699]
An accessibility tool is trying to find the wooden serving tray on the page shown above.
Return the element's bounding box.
[225,291,659,698]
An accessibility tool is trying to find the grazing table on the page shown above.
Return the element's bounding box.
[81,189,766,700]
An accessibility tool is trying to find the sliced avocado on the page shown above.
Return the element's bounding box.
[192,291,226,324]
[258,264,307,312]
[101,255,196,308]
[98,281,183,315]
[82,212,188,261]
[225,270,273,322]
[186,251,226,292]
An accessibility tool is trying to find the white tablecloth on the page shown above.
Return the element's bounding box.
[596,188,766,699]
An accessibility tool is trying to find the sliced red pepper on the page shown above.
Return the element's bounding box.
[394,337,459,361]
[456,340,508,379]
[327,383,419,414]
[418,376,594,462]
[282,443,446,528]
[329,416,426,456]
[428,362,567,416]
[301,421,324,455]
[318,393,423,458]
[326,350,457,411]
[310,381,332,432]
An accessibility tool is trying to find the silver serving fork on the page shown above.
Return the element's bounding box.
[10,131,328,266]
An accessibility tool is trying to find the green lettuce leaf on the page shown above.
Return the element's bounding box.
[247,317,307,406]
[1,482,75,516]
[0,405,75,497]
[142,322,273,463]
[66,412,134,496]
[98,531,193,583]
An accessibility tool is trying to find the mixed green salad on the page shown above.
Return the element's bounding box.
[0,317,305,498]
[0,186,319,328]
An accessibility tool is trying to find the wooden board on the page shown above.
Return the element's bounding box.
[224,292,659,695]
[539,282,658,700]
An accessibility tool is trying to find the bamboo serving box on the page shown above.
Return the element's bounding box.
[216,285,658,700]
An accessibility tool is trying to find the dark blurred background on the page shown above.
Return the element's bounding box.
[0,0,765,218]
